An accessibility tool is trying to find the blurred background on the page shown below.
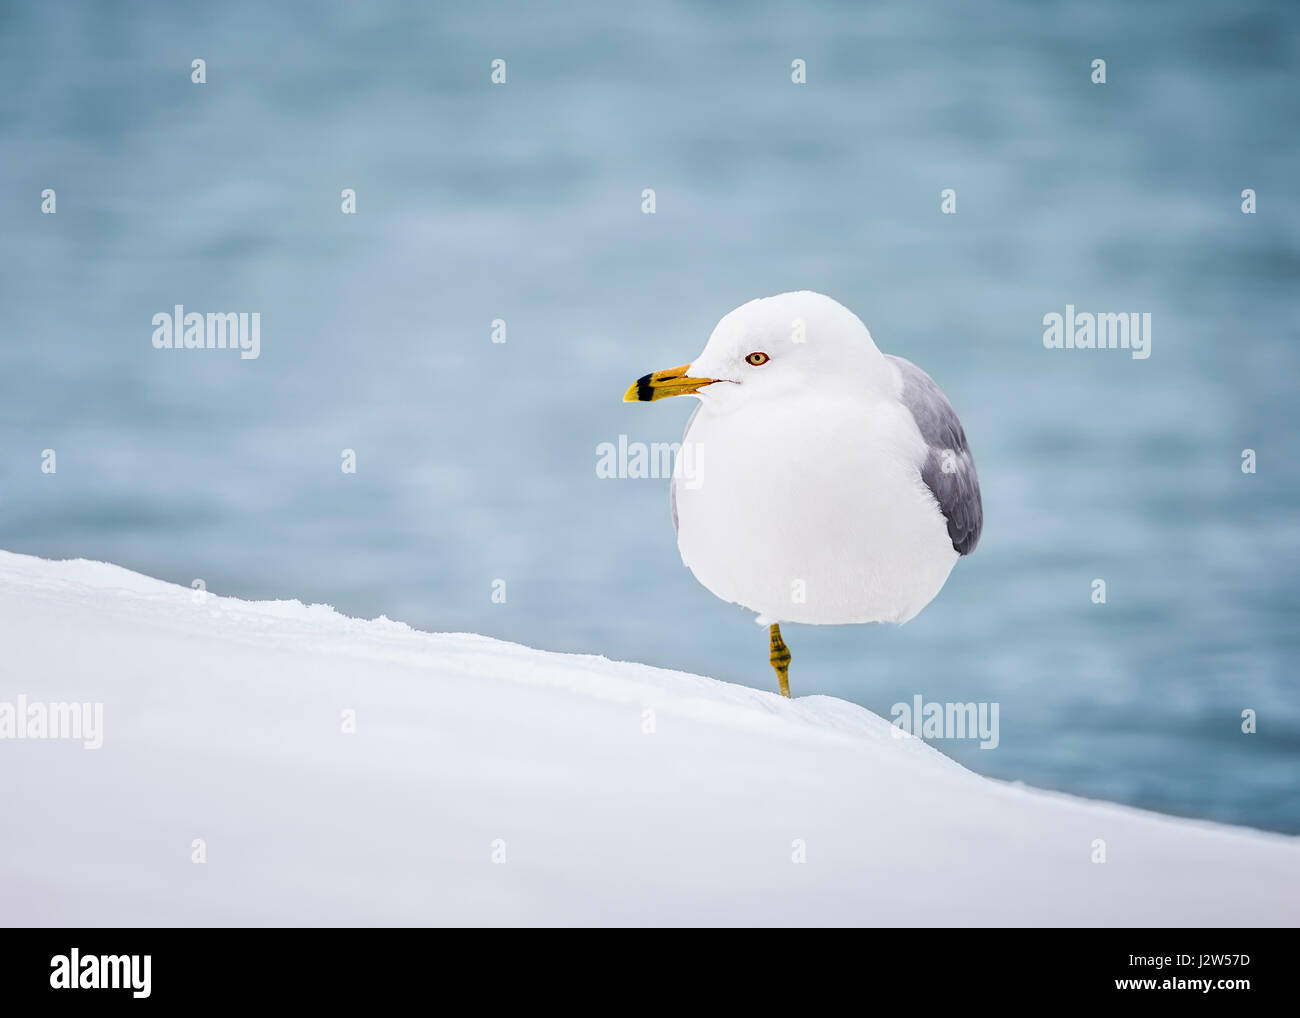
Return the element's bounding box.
[1,0,1297,832]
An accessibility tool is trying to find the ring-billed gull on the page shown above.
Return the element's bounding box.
[624,291,982,697]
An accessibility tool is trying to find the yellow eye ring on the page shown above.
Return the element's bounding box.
[746,351,770,366]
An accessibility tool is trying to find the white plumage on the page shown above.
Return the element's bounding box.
[627,290,982,693]
[673,292,979,624]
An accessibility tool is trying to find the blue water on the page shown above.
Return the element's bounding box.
[2,1,1297,832]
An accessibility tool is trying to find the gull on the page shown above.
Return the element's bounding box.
[624,291,982,697]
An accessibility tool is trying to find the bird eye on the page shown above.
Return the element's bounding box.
[745,352,770,366]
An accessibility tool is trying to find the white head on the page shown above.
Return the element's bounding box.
[624,291,894,412]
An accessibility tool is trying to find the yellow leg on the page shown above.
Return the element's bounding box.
[769,623,791,698]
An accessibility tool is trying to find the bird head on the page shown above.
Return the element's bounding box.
[623,291,891,412]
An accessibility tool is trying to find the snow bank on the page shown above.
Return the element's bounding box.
[1,549,1295,926]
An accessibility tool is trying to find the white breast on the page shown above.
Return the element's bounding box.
[674,391,959,625]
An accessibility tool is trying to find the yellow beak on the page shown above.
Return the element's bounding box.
[623,363,718,402]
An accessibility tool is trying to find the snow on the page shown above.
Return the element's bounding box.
[1,549,1296,927]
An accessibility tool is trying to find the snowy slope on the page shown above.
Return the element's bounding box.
[0,549,1296,927]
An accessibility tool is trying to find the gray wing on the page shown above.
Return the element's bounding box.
[888,355,982,555]
[670,403,701,537]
